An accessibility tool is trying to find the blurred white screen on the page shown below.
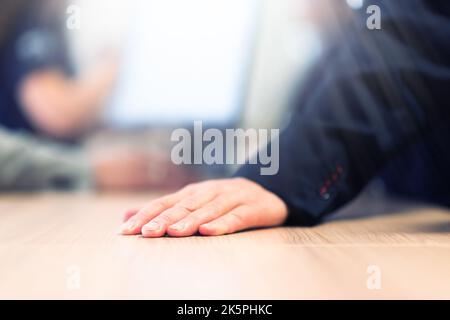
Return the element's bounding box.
[107,0,259,126]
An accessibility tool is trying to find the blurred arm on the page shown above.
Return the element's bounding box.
[18,57,117,139]
[0,127,92,191]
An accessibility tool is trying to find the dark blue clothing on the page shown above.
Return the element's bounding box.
[0,2,71,134]
[236,0,450,225]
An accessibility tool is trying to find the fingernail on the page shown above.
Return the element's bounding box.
[143,222,161,232]
[201,224,227,235]
[169,222,185,232]
[121,220,138,233]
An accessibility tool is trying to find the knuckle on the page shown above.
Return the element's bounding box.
[190,210,210,224]
[206,201,222,214]
[176,197,198,211]
[196,209,210,220]
[229,211,246,225]
[151,198,170,210]
[182,183,200,193]
[233,177,246,183]
[232,177,249,186]
[155,213,173,225]
[202,180,222,189]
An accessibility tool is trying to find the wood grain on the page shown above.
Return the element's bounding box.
[0,192,449,299]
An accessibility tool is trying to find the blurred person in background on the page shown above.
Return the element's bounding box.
[120,0,450,238]
[0,0,116,140]
[0,0,196,192]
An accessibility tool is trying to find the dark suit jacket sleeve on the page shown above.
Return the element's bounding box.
[235,0,450,225]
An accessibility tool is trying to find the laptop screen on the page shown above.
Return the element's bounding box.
[106,0,260,127]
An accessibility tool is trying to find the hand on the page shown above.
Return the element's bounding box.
[120,178,288,237]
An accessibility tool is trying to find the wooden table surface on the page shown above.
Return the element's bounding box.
[0,192,449,300]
